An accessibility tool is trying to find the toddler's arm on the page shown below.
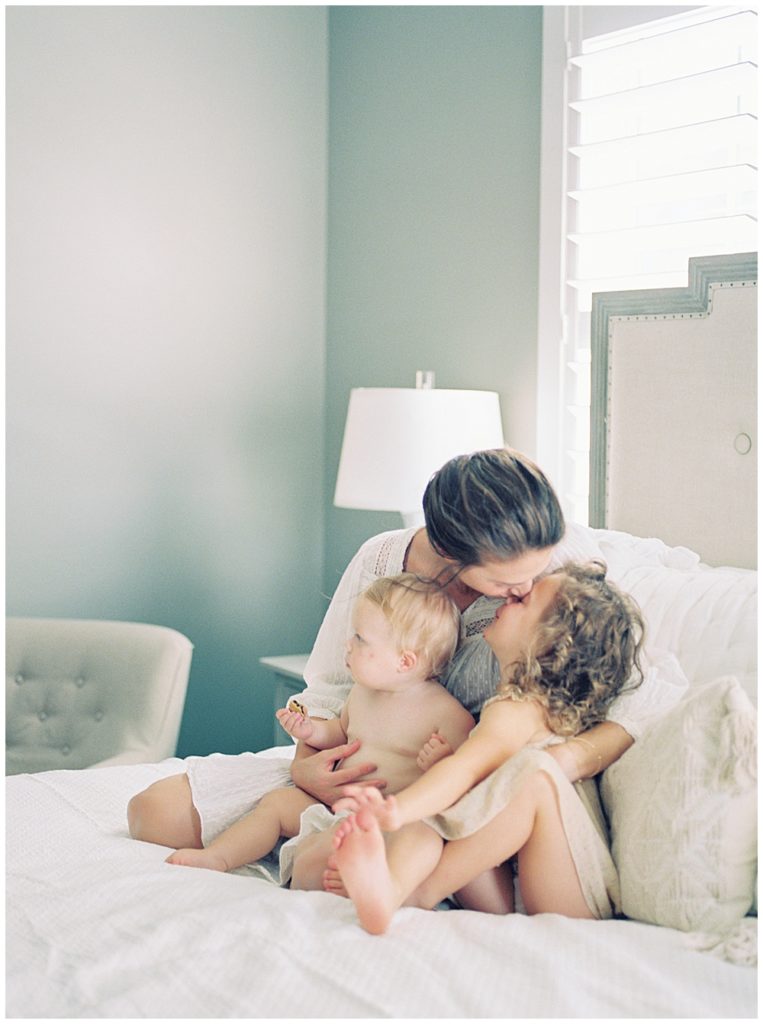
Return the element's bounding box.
[336,698,540,829]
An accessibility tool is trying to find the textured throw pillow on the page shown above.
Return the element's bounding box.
[600,676,757,935]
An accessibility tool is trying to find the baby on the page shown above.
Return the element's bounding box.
[166,573,475,876]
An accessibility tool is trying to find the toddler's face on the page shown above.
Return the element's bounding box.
[345,599,408,690]
[482,574,562,664]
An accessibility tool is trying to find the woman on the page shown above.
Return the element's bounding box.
[127,448,682,860]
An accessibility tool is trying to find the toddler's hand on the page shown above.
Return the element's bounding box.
[332,785,403,832]
[417,732,453,772]
[275,707,314,741]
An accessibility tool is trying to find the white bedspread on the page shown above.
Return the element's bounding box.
[7,755,756,1019]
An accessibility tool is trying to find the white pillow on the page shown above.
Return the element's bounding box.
[591,526,701,574]
[600,677,757,936]
[612,563,757,704]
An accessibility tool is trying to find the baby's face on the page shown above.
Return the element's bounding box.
[345,599,407,691]
[482,574,562,664]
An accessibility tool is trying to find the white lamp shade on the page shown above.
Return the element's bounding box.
[334,387,505,518]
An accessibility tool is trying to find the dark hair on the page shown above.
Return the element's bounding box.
[498,561,645,735]
[423,448,564,567]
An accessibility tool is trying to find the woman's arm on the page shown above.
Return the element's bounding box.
[546,649,690,781]
[297,531,412,719]
[290,738,387,805]
[545,720,633,781]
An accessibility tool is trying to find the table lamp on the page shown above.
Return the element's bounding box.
[334,371,505,526]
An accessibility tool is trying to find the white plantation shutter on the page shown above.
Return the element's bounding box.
[567,5,757,308]
[550,5,758,524]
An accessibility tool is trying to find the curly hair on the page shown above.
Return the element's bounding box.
[496,562,646,736]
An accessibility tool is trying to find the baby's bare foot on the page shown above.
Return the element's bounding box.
[334,810,398,934]
[165,847,228,872]
[332,816,356,849]
[322,853,348,897]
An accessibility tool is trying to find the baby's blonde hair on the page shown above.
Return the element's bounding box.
[497,561,645,735]
[361,572,459,680]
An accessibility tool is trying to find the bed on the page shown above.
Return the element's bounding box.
[6,256,757,1018]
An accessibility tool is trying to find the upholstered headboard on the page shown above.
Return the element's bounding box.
[589,253,757,570]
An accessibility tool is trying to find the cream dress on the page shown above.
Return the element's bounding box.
[424,699,619,918]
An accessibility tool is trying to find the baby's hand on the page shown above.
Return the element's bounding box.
[275,706,314,741]
[417,732,453,772]
[332,785,403,832]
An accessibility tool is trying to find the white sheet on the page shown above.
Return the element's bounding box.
[7,756,756,1018]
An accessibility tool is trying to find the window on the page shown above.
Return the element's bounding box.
[537,5,757,524]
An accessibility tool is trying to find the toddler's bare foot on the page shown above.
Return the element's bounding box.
[322,853,348,897]
[333,809,399,934]
[166,847,228,872]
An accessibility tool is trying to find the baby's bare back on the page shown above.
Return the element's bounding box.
[339,682,473,794]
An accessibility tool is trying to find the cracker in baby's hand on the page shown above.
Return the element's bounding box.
[287,698,307,716]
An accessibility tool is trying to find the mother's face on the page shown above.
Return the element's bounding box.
[482,574,562,665]
[457,547,555,601]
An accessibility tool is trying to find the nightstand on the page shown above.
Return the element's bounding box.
[259,654,310,746]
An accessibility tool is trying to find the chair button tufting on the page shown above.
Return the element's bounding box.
[38,711,47,721]
[61,745,71,755]
[75,677,85,688]
[15,674,24,685]
[94,710,104,721]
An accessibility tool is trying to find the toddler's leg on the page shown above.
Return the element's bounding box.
[333,811,443,934]
[166,787,317,873]
[408,770,594,919]
[449,865,515,914]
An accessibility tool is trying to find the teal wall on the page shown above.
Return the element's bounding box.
[325,6,543,590]
[6,6,544,756]
[6,6,328,756]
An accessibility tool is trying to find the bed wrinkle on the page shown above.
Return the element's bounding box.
[38,779,117,833]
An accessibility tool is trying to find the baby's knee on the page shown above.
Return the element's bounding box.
[257,787,290,812]
[127,787,155,841]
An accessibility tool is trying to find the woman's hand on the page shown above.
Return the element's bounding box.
[545,740,584,781]
[546,722,634,782]
[332,785,403,832]
[290,739,387,806]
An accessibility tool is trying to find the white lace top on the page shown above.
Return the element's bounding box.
[300,523,687,737]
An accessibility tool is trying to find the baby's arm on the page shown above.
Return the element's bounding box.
[336,699,539,830]
[276,702,349,750]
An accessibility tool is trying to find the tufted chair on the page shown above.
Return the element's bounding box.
[6,618,193,775]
